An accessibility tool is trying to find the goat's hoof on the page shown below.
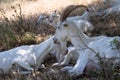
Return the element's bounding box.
[52,63,61,67]
[68,69,82,76]
[61,66,73,72]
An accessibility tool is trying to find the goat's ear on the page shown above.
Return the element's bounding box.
[63,23,68,27]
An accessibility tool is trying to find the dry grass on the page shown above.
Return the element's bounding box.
[0,0,101,18]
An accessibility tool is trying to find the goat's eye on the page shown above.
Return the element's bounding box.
[57,26,60,29]
[63,23,68,27]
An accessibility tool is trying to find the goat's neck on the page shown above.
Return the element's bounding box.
[69,25,91,49]
[70,29,105,50]
[34,37,53,61]
[48,16,60,29]
[69,21,104,49]
[34,37,54,70]
[77,31,92,43]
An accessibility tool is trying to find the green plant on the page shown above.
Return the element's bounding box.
[110,38,120,49]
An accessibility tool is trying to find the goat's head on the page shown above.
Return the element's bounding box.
[87,6,97,17]
[49,10,60,23]
[54,20,92,50]
[53,20,72,55]
[36,10,59,24]
[36,14,48,26]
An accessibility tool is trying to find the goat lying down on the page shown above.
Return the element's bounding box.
[35,5,96,63]
[68,36,120,76]
[0,36,65,74]
[52,19,97,66]
[102,0,120,6]
[97,0,120,18]
[36,10,60,29]
[99,4,120,18]
[54,19,120,76]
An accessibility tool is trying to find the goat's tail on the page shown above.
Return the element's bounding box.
[60,5,88,22]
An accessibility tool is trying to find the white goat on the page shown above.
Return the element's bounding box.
[102,0,120,6]
[36,5,96,29]
[35,6,95,63]
[47,10,60,28]
[36,5,97,64]
[36,10,60,29]
[99,4,120,18]
[53,5,100,66]
[0,36,65,74]
[35,14,48,26]
[69,36,120,76]
[54,20,120,76]
[53,19,103,67]
[98,0,120,18]
[48,10,60,23]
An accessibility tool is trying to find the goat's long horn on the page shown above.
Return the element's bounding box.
[60,5,88,22]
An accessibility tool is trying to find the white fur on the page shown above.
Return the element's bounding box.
[102,0,120,6]
[36,7,96,29]
[68,36,120,76]
[101,5,120,18]
[36,14,47,24]
[53,20,95,66]
[36,11,60,29]
[99,0,120,18]
[54,20,120,76]
[0,36,62,74]
[66,11,90,21]
[53,47,78,66]
[51,8,96,63]
[67,7,96,21]
[52,7,97,64]
[53,19,96,65]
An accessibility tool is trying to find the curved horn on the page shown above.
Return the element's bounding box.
[60,5,88,22]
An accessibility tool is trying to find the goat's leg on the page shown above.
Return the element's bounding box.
[68,50,90,76]
[61,47,78,65]
[52,50,74,66]
[55,52,64,63]
[60,53,73,66]
[61,66,73,72]
[13,61,34,73]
